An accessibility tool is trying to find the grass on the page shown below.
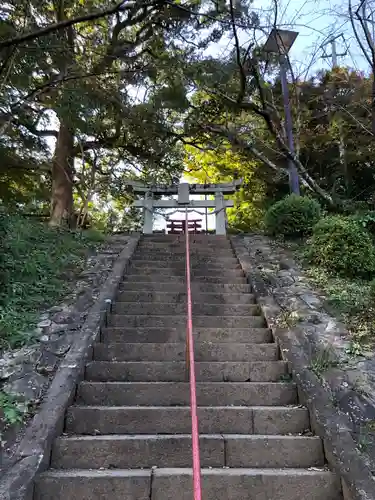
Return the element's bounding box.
[301,265,375,347]
[309,348,338,378]
[0,391,26,429]
[286,242,375,349]
[0,215,104,351]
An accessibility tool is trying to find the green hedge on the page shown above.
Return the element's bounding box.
[264,194,321,237]
[306,215,375,278]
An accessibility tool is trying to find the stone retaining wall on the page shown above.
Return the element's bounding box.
[231,234,375,500]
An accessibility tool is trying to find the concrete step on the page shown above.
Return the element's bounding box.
[139,236,230,242]
[85,361,287,382]
[107,315,265,328]
[123,274,248,284]
[34,468,341,500]
[135,248,235,254]
[93,342,278,362]
[101,327,272,344]
[150,468,341,500]
[77,381,298,406]
[141,234,229,240]
[133,251,236,259]
[127,268,244,278]
[34,469,152,500]
[65,406,310,435]
[111,302,260,316]
[118,282,252,293]
[137,244,233,250]
[131,258,239,266]
[134,249,236,255]
[115,291,256,304]
[138,240,231,247]
[129,264,242,274]
[52,434,324,469]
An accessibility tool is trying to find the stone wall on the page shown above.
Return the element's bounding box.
[231,234,375,500]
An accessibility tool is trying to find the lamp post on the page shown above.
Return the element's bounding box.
[264,28,300,195]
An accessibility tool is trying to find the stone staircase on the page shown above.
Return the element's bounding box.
[34,235,342,499]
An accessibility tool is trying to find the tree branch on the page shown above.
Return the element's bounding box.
[349,0,373,67]
[0,0,148,50]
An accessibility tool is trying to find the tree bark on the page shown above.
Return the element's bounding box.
[49,120,75,227]
[372,72,375,135]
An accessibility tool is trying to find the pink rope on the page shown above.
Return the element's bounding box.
[185,212,202,500]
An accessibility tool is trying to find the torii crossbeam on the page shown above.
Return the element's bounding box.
[128,180,242,235]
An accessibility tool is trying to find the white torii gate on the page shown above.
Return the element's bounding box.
[128,180,242,235]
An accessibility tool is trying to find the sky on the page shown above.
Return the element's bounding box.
[210,0,371,75]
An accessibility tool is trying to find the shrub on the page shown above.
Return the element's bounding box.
[306,215,375,278]
[264,194,321,237]
[350,211,375,238]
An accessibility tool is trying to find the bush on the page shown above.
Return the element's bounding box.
[350,211,375,238]
[306,215,375,278]
[264,194,321,237]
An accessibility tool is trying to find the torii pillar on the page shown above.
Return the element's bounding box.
[215,191,226,235]
[143,192,153,234]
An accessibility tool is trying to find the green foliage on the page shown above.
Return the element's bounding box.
[81,228,106,242]
[0,215,101,350]
[306,216,375,278]
[310,348,337,378]
[301,265,375,344]
[185,145,267,231]
[0,391,26,429]
[264,195,321,237]
[350,211,375,237]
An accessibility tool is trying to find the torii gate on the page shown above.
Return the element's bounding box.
[128,180,242,235]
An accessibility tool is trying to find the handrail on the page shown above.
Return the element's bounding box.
[185,210,202,500]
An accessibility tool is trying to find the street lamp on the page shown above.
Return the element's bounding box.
[264,28,300,195]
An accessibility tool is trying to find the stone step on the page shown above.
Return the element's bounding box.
[128,267,242,276]
[138,248,234,253]
[77,381,297,406]
[115,291,256,305]
[138,240,231,247]
[151,468,340,500]
[137,244,233,250]
[123,274,248,284]
[137,246,234,253]
[133,256,237,264]
[118,282,252,293]
[34,468,341,500]
[34,469,151,500]
[51,434,324,469]
[93,342,278,362]
[127,268,244,278]
[85,361,287,382]
[133,251,236,259]
[107,315,266,328]
[65,406,310,435]
[131,257,239,266]
[141,234,229,240]
[111,302,260,316]
[100,327,272,344]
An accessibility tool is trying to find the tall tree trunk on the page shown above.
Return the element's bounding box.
[372,72,375,135]
[49,120,75,227]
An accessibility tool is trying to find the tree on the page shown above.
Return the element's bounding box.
[0,0,229,225]
[184,144,268,230]
[349,0,375,133]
